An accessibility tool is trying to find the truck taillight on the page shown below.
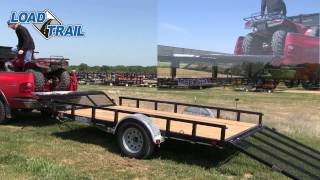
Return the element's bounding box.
[20,82,34,93]
[287,45,295,51]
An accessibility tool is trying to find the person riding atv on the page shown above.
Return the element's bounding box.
[7,21,35,65]
[261,0,287,17]
[4,22,72,92]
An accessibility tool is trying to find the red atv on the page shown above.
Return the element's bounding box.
[0,46,71,92]
[235,13,320,90]
[241,12,319,56]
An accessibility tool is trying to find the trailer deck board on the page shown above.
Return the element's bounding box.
[65,106,257,140]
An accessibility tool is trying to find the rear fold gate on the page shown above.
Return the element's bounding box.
[228,126,320,180]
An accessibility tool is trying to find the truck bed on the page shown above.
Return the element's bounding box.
[66,105,257,140]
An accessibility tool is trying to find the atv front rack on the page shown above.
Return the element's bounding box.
[244,12,286,22]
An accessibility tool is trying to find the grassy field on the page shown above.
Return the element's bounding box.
[0,85,319,179]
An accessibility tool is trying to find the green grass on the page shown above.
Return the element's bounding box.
[0,85,319,179]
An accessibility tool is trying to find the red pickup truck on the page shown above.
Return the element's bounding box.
[0,71,78,123]
[0,72,38,123]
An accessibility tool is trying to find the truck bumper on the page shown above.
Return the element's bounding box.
[12,97,39,109]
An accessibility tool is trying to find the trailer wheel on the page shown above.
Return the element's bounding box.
[117,121,155,159]
[0,100,8,124]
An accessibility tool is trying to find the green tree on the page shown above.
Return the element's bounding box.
[78,63,89,71]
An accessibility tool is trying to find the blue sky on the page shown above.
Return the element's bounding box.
[0,0,156,66]
[158,0,320,53]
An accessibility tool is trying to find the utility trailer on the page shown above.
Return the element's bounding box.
[37,91,320,179]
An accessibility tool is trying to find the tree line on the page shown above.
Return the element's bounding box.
[69,63,157,74]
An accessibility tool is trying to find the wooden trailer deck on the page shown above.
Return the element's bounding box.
[65,105,257,140]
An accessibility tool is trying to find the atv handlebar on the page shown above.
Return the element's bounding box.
[244,12,286,22]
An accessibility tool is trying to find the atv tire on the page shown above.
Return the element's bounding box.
[242,34,264,55]
[55,70,70,91]
[25,69,45,92]
[271,30,287,56]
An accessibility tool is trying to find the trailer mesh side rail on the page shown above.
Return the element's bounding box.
[119,96,263,123]
[229,126,320,180]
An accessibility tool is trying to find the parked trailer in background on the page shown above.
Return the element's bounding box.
[76,71,157,86]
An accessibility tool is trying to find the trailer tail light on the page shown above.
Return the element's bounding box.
[20,82,34,94]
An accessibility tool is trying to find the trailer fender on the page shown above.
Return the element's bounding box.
[115,113,164,144]
[0,91,11,118]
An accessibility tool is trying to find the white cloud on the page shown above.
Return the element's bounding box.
[160,22,190,35]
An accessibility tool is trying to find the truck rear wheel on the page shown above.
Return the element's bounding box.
[0,100,8,124]
[55,71,71,91]
[117,121,155,159]
[242,34,264,55]
[25,69,45,92]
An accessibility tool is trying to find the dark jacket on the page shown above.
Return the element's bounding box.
[16,25,35,51]
[261,0,287,16]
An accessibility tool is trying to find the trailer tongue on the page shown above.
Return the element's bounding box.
[38,91,320,179]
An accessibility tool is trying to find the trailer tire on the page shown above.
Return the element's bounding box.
[117,121,155,159]
[0,100,8,124]
[25,69,45,92]
[242,34,264,55]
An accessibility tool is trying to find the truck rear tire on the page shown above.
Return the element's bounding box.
[0,101,8,124]
[272,30,287,56]
[117,121,155,159]
[25,69,45,92]
[40,108,53,118]
[55,71,70,91]
[242,34,264,55]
